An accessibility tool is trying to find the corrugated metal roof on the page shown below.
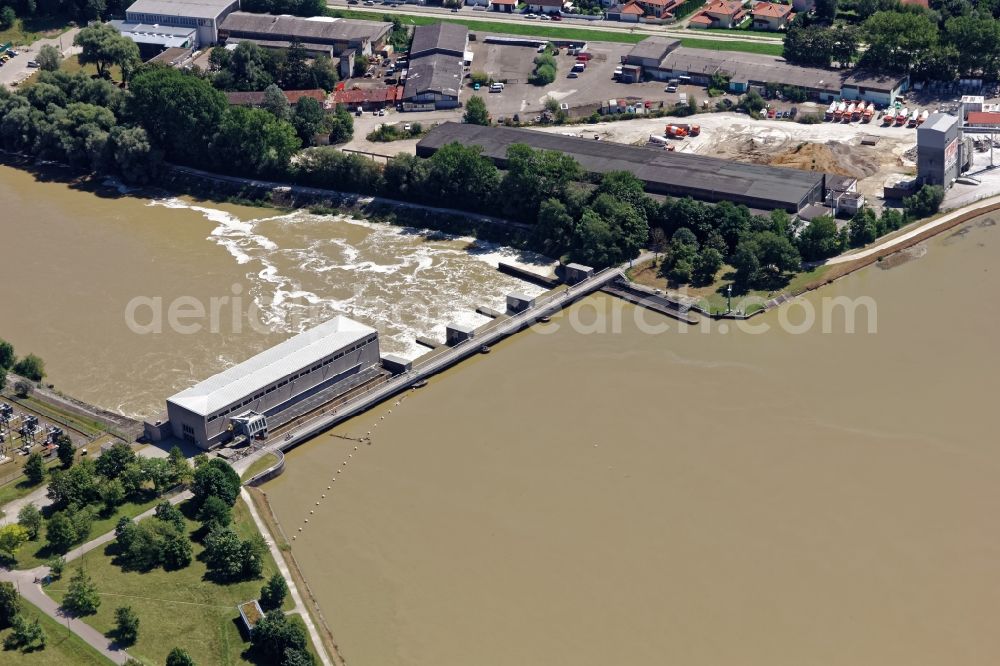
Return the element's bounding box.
[417,123,826,210]
[409,22,468,58]
[168,316,377,416]
[221,12,390,44]
[403,54,463,99]
[126,0,234,19]
[921,112,958,134]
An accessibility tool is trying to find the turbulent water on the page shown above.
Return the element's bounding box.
[264,217,1000,666]
[0,165,547,417]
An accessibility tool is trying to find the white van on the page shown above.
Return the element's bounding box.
[490,82,504,93]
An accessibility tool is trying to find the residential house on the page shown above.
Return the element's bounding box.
[526,0,564,13]
[465,0,491,7]
[607,0,644,21]
[632,0,684,18]
[491,0,516,9]
[689,0,747,28]
[751,1,794,30]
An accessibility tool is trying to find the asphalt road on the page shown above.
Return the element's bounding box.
[325,0,783,44]
[0,28,81,89]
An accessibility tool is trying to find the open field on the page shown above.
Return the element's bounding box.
[0,597,110,665]
[0,16,73,46]
[45,498,304,666]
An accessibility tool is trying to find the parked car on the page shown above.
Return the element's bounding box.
[356,106,363,116]
[525,12,537,18]
[378,108,386,116]
[540,14,550,19]
[403,123,412,132]
[551,14,561,20]
[568,71,578,78]
[26,60,39,68]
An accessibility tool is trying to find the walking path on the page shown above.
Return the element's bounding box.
[826,194,1000,264]
[240,488,334,666]
[0,489,192,664]
[0,484,52,527]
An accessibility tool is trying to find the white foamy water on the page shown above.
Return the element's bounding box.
[149,199,551,361]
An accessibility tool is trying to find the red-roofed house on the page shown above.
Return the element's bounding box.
[608,0,646,21]
[688,0,747,28]
[752,1,794,30]
[491,0,516,11]
[633,0,685,19]
[330,86,401,110]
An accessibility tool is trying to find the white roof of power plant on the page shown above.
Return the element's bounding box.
[168,316,376,416]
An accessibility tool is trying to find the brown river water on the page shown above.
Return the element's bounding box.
[0,164,546,416]
[3,163,1000,664]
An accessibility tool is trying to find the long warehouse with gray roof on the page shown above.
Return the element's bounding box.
[416,123,827,213]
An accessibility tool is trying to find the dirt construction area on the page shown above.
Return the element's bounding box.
[530,111,922,207]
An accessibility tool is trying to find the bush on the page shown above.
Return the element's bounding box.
[12,354,44,381]
[903,184,944,219]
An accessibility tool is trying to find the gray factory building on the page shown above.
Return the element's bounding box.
[917,113,961,188]
[162,316,380,450]
[416,123,826,212]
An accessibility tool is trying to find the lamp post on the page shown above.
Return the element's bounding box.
[726,284,732,314]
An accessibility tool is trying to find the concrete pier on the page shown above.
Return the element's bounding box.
[601,280,699,325]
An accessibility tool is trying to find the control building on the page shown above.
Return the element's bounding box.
[917,113,961,188]
[158,316,380,450]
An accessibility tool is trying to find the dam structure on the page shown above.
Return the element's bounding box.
[150,262,691,459]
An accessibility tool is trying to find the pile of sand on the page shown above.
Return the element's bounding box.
[765,141,882,178]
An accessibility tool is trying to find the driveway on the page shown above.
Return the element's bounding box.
[1,27,81,89]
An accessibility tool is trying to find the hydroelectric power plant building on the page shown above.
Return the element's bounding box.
[416,123,827,213]
[151,316,381,450]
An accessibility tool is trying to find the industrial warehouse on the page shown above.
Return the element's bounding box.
[416,122,827,213]
[146,316,383,450]
[620,37,909,106]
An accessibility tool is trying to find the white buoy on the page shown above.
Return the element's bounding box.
[327,486,331,490]
[292,535,297,540]
[349,454,353,458]
[337,470,341,474]
[310,510,314,514]
[305,519,309,523]
[354,446,358,451]
[322,494,326,498]
[315,502,320,506]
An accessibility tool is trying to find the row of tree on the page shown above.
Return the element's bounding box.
[208,41,339,93]
[786,3,1000,78]
[0,338,45,384]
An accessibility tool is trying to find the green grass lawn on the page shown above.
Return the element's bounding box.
[331,8,785,55]
[15,495,165,570]
[0,597,110,665]
[16,395,109,439]
[239,452,279,483]
[0,16,73,46]
[45,498,304,666]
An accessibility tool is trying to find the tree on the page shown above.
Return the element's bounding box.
[17,503,43,541]
[56,433,76,469]
[291,96,325,145]
[796,215,842,261]
[0,525,29,558]
[260,572,289,611]
[0,582,20,628]
[63,567,101,616]
[327,104,353,145]
[848,207,879,247]
[13,380,32,398]
[280,41,311,89]
[283,647,316,666]
[0,339,13,369]
[192,458,241,507]
[212,106,301,177]
[668,258,693,284]
[3,614,45,652]
[944,15,1000,77]
[815,0,837,23]
[739,89,767,115]
[0,367,5,393]
[48,460,100,509]
[161,529,192,570]
[74,23,140,81]
[862,11,940,73]
[251,609,309,663]
[128,68,229,166]
[24,452,45,485]
[110,125,162,185]
[45,512,78,554]
[500,144,582,222]
[532,198,576,257]
[692,247,724,285]
[37,44,63,72]
[197,494,232,530]
[261,84,289,121]
[463,95,489,126]
[113,605,140,645]
[96,443,136,480]
[903,184,945,219]
[731,241,762,289]
[0,7,15,31]
[13,353,44,381]
[166,647,196,666]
